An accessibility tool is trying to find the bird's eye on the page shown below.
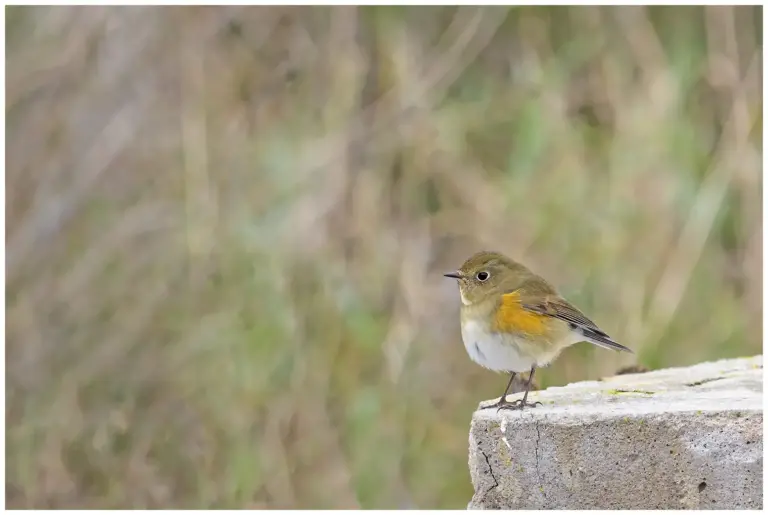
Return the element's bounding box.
[476,271,489,282]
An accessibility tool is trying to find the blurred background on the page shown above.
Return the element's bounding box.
[5,5,762,509]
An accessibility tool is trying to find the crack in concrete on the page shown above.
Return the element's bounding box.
[481,450,499,493]
[686,376,725,387]
[534,419,546,500]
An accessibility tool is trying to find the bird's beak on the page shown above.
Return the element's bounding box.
[443,271,462,279]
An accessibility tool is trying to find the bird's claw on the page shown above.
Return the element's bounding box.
[496,399,542,412]
[481,398,542,412]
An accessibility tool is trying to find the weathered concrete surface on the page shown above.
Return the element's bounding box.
[468,356,763,510]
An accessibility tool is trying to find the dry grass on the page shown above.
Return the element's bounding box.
[6,5,762,508]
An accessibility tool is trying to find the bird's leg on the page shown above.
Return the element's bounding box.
[480,372,516,410]
[499,366,543,411]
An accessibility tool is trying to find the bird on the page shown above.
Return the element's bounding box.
[444,250,632,410]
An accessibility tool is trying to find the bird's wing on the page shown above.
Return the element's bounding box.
[516,290,632,353]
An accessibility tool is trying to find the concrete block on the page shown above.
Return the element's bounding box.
[468,356,763,509]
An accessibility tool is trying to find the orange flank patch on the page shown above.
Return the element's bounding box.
[493,291,549,336]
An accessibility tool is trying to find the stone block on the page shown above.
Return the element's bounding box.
[468,356,763,509]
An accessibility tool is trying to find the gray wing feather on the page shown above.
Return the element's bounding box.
[522,296,632,353]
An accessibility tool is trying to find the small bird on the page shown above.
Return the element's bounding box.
[445,250,632,410]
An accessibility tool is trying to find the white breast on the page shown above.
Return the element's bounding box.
[461,319,536,373]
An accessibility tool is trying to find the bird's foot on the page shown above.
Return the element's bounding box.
[495,398,542,412]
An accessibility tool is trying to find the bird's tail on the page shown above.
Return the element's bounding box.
[579,327,633,353]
